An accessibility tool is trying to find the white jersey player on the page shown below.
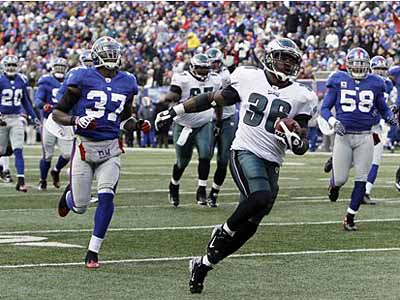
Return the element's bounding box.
[156,38,318,294]
[162,53,222,207]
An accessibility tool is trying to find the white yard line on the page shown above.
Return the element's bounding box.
[1,217,400,235]
[0,247,399,269]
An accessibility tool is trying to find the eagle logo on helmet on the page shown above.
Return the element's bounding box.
[1,55,19,77]
[261,38,302,82]
[189,53,211,81]
[206,48,223,72]
[91,36,123,70]
[346,47,370,80]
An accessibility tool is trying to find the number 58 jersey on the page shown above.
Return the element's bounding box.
[230,66,318,165]
[65,67,138,140]
[172,71,222,128]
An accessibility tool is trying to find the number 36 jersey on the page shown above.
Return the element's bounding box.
[172,71,222,128]
[65,67,138,141]
[230,66,318,165]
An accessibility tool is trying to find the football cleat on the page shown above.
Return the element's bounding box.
[15,177,27,192]
[196,186,207,206]
[50,170,61,188]
[361,194,377,205]
[395,167,400,191]
[328,185,340,202]
[324,157,333,173]
[169,182,180,207]
[206,188,219,208]
[58,184,71,217]
[85,250,100,269]
[343,215,357,231]
[0,169,13,183]
[189,256,212,294]
[38,179,47,191]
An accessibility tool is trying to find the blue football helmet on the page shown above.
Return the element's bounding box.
[91,36,123,70]
[346,48,370,80]
[370,55,388,77]
[51,57,68,80]
[79,50,94,67]
[1,55,18,77]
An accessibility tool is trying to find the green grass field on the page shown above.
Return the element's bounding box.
[1,146,400,300]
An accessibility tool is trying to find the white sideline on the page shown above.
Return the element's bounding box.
[1,247,400,269]
[1,217,400,235]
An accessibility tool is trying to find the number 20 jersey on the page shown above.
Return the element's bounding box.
[0,73,29,115]
[65,67,138,140]
[172,71,222,128]
[230,66,318,165]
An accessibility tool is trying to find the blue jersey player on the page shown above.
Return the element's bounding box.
[364,56,393,203]
[0,55,39,192]
[35,57,71,190]
[320,48,396,231]
[53,36,149,268]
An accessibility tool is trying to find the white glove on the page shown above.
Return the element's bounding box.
[155,108,176,131]
[274,121,302,150]
[333,120,345,136]
[75,115,96,129]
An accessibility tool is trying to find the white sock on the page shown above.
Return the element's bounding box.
[171,178,179,185]
[223,223,235,237]
[347,207,358,215]
[198,179,207,187]
[202,255,213,267]
[365,182,373,195]
[88,235,104,253]
[53,167,59,172]
[212,182,221,190]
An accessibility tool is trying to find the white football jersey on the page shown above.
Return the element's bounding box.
[230,66,318,165]
[172,71,222,128]
[218,67,236,119]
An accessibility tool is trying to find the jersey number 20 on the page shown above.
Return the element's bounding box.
[1,89,23,107]
[243,93,291,133]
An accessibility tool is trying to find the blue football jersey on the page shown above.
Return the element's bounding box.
[35,74,61,119]
[0,73,36,118]
[321,71,391,132]
[371,78,394,125]
[66,67,138,140]
[388,66,400,106]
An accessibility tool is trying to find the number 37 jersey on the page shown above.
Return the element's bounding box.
[230,66,318,165]
[65,67,138,140]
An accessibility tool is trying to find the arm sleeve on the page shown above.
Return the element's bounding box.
[21,87,37,119]
[320,87,337,121]
[34,84,47,109]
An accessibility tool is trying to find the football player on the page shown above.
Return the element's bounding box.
[205,47,237,207]
[363,56,394,203]
[321,48,396,230]
[0,55,39,192]
[53,36,149,268]
[35,57,71,190]
[156,38,317,293]
[161,53,222,207]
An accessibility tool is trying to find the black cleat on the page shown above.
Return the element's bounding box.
[196,186,207,206]
[324,157,333,173]
[0,169,13,183]
[361,194,377,205]
[58,184,71,217]
[38,179,47,191]
[15,177,27,192]
[328,185,340,202]
[207,188,219,208]
[395,168,400,191]
[189,256,212,294]
[169,182,180,207]
[50,170,61,188]
[85,250,100,268]
[343,215,357,231]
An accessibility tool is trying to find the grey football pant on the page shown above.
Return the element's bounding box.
[331,133,373,187]
[41,122,73,160]
[70,139,121,214]
[0,115,24,154]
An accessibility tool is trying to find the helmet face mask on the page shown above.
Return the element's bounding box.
[189,53,210,81]
[370,55,388,78]
[1,55,18,77]
[91,36,123,70]
[262,38,302,82]
[206,48,223,72]
[51,58,68,80]
[346,48,370,80]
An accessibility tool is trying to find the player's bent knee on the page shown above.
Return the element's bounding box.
[249,191,275,213]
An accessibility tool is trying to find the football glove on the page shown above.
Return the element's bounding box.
[43,103,53,113]
[386,114,397,126]
[0,114,6,127]
[213,120,222,137]
[75,116,96,129]
[333,120,345,136]
[390,104,399,114]
[32,118,41,129]
[155,108,177,131]
[138,119,151,133]
[274,121,302,150]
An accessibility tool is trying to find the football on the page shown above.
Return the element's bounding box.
[274,117,300,133]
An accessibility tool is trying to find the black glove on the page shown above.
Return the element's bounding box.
[214,120,222,137]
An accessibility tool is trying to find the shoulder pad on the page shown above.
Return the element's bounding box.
[17,73,28,84]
